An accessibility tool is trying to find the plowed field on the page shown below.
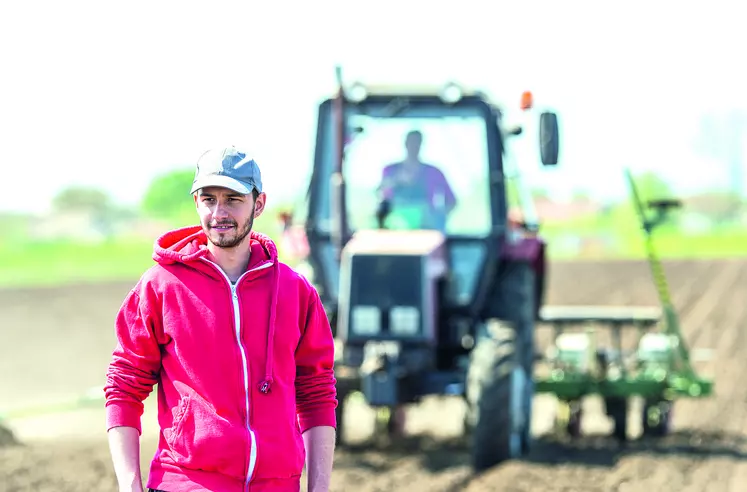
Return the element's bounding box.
[1,258,746,491]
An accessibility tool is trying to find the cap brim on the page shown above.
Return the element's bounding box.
[190,175,255,195]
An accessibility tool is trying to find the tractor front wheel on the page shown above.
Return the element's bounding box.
[466,322,525,472]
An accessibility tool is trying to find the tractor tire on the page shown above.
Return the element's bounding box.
[335,387,352,447]
[466,321,525,472]
[486,260,536,454]
[567,407,582,438]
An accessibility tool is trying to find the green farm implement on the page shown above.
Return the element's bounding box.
[533,168,714,440]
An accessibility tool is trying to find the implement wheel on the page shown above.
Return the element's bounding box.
[604,397,628,441]
[642,399,673,437]
[373,405,406,443]
[386,405,406,438]
[556,400,583,438]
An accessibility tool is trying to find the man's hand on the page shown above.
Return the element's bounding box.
[108,426,144,492]
[303,425,336,492]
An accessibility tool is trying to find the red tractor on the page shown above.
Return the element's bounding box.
[285,69,560,471]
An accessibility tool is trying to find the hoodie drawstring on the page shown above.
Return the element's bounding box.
[258,260,280,394]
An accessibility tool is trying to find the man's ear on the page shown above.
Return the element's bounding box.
[254,192,267,217]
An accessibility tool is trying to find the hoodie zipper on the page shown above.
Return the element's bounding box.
[201,258,272,490]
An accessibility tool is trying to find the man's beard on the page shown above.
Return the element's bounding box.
[205,205,255,249]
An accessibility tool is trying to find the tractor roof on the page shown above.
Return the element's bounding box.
[328,81,508,110]
[347,82,485,98]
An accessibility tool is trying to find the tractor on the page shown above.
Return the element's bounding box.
[289,68,560,472]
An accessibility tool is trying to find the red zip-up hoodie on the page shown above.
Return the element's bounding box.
[104,225,337,491]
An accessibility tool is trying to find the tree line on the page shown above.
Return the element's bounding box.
[50,167,745,229]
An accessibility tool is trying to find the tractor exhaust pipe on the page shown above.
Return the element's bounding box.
[331,65,348,260]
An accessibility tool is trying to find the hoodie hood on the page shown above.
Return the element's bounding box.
[151,224,281,395]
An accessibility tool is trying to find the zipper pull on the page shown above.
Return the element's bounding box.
[231,284,238,300]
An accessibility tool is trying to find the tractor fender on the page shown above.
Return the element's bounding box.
[500,236,547,320]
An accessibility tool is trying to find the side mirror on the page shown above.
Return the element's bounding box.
[539,112,559,166]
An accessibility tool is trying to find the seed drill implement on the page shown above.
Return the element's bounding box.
[534,168,714,439]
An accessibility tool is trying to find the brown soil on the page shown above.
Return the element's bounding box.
[1,258,746,491]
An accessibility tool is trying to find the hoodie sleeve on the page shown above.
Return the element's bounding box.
[103,285,162,435]
[295,289,337,433]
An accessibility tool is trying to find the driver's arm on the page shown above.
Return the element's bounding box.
[436,168,457,213]
[377,165,397,201]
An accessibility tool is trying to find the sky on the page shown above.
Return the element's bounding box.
[1,0,745,215]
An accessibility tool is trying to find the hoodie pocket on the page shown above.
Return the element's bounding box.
[161,393,248,481]
[252,412,306,480]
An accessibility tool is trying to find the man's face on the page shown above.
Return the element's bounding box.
[194,186,266,249]
[405,132,422,159]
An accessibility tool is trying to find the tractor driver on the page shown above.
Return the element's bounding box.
[377,130,457,231]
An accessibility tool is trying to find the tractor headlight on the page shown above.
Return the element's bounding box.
[389,306,420,336]
[440,82,462,104]
[352,305,381,335]
[347,82,368,102]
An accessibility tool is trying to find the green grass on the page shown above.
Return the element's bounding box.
[1,218,744,289]
[544,230,747,260]
[0,206,292,289]
[0,239,156,289]
[540,214,747,260]
[623,229,747,258]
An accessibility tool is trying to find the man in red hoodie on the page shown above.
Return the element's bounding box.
[104,146,337,492]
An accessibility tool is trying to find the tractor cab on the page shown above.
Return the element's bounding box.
[304,82,556,318]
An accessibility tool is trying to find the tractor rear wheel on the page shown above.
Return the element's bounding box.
[466,321,525,472]
[334,381,356,446]
[485,260,537,454]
